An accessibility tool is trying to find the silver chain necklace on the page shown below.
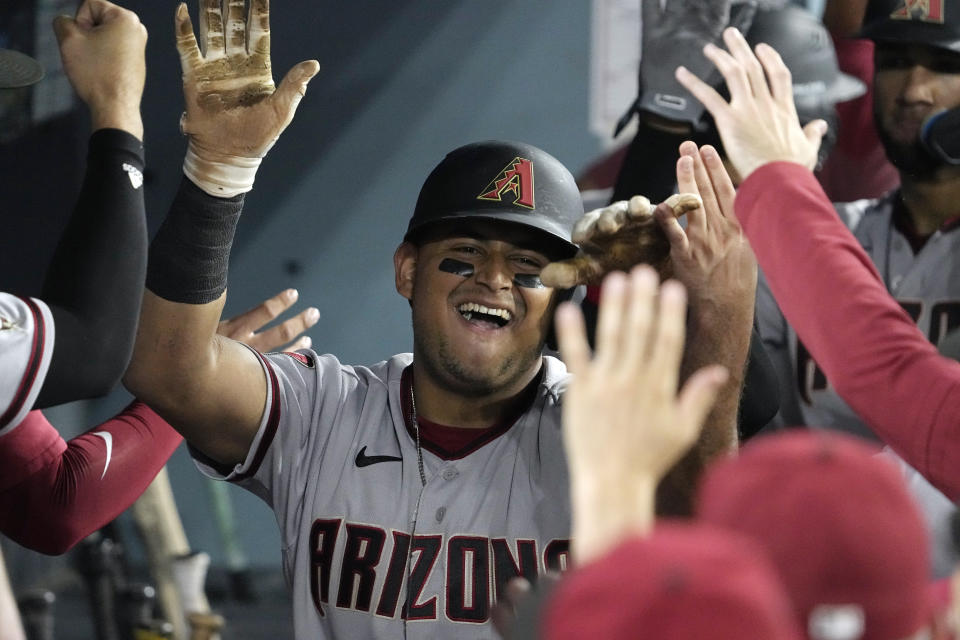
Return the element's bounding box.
[409,382,427,486]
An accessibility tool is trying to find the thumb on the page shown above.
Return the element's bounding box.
[541,254,605,289]
[272,59,320,121]
[52,15,78,46]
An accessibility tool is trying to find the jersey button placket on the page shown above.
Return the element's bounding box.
[441,467,459,481]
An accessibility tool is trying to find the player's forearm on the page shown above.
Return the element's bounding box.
[683,303,751,455]
[655,306,748,515]
[571,476,656,566]
[125,294,265,466]
[125,177,265,465]
[125,173,237,401]
[125,290,227,402]
[0,403,182,555]
[35,130,147,407]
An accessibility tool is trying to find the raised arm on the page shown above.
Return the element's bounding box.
[675,27,960,500]
[556,267,726,564]
[124,0,318,466]
[649,140,755,514]
[33,0,147,408]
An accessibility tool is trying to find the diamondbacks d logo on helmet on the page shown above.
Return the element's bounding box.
[891,0,945,23]
[477,157,535,209]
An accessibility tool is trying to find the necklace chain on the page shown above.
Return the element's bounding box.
[409,382,426,486]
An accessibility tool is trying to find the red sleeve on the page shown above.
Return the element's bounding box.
[0,401,183,554]
[736,163,960,501]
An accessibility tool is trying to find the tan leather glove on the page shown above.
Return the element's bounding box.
[540,193,702,288]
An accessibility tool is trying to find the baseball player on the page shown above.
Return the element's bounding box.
[753,2,960,438]
[676,24,960,506]
[0,286,316,555]
[0,3,148,637]
[732,2,960,572]
[125,1,754,638]
[580,2,869,439]
[0,0,147,433]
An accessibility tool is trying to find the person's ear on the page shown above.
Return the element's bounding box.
[394,242,418,301]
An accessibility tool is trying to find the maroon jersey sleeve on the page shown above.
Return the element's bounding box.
[736,162,960,501]
[0,401,183,554]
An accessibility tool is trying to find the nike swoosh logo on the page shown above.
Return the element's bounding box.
[355,446,402,468]
[92,431,113,479]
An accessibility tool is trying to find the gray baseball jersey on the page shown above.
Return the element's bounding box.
[756,189,960,574]
[193,349,572,639]
[0,292,54,435]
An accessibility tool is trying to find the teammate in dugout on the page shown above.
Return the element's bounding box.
[0,3,318,636]
[740,0,960,574]
[123,1,755,637]
[673,17,960,512]
[0,0,319,556]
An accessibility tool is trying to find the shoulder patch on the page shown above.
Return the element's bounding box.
[285,351,315,368]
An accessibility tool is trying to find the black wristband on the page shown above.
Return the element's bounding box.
[146,177,244,304]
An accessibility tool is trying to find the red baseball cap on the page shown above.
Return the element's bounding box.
[540,522,803,640]
[698,431,931,640]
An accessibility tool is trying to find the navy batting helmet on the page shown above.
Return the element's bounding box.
[860,0,960,54]
[404,141,583,260]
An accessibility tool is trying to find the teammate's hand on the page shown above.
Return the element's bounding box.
[217,289,319,353]
[555,266,727,563]
[53,0,147,139]
[653,141,756,317]
[175,0,319,196]
[539,193,702,289]
[674,27,828,182]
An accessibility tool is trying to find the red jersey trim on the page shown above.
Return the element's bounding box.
[234,350,282,481]
[0,296,46,430]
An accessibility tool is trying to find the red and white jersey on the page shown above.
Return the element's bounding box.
[0,293,54,435]
[193,350,572,640]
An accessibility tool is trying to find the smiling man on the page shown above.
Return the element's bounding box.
[124,2,752,638]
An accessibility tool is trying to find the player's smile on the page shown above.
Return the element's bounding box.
[458,302,511,325]
[455,300,513,331]
[395,218,562,397]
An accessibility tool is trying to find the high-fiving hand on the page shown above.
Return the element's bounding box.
[675,27,828,182]
[175,0,320,196]
[53,0,147,139]
[654,140,756,316]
